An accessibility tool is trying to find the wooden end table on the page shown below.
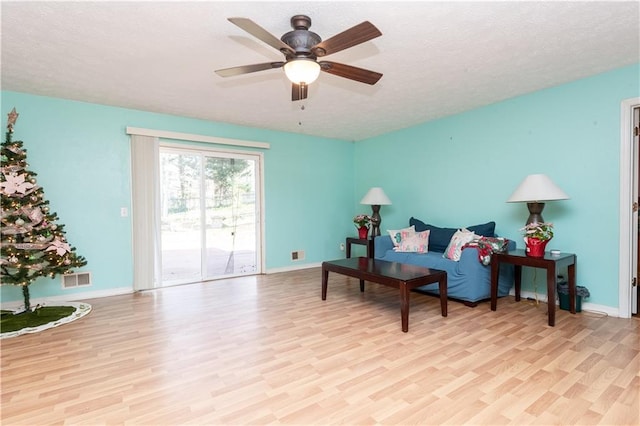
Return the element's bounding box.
[322,257,447,332]
[346,237,375,258]
[490,249,576,326]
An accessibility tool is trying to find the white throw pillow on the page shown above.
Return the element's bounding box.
[395,230,430,253]
[387,225,416,247]
[443,228,478,261]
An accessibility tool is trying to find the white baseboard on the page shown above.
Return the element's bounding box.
[266,262,322,274]
[514,289,619,318]
[1,287,133,310]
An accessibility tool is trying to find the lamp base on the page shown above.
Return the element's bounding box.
[370,204,381,236]
[526,202,546,225]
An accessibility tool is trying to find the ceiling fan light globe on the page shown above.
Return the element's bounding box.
[284,59,321,84]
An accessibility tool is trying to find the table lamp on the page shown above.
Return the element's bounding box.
[506,174,569,225]
[360,187,392,236]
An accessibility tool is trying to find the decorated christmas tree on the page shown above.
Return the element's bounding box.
[1,108,87,311]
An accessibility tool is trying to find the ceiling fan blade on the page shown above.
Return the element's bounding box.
[215,61,285,77]
[312,21,381,57]
[228,17,295,55]
[319,61,382,85]
[292,83,308,101]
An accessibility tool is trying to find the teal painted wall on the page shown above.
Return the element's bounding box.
[0,92,354,303]
[2,63,638,309]
[355,63,640,308]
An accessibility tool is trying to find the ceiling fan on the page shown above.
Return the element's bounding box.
[215,15,383,101]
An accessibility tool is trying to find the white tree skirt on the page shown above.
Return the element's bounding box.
[1,302,92,339]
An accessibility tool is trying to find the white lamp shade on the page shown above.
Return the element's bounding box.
[284,59,321,84]
[506,174,569,202]
[360,187,392,205]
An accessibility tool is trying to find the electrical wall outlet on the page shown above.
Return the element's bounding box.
[291,250,305,261]
[339,243,345,251]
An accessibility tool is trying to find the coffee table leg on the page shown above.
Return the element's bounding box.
[400,282,409,332]
[322,268,328,300]
[360,279,365,292]
[439,274,448,317]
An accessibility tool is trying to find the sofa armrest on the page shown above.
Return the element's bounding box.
[457,246,490,274]
[457,238,517,284]
[374,235,394,258]
[458,237,516,269]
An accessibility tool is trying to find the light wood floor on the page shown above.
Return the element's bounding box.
[2,267,638,425]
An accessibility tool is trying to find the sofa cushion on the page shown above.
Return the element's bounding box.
[387,225,415,247]
[409,217,496,252]
[467,221,496,238]
[395,230,430,253]
[380,249,459,275]
[409,218,456,252]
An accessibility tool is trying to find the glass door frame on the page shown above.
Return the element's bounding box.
[159,141,264,285]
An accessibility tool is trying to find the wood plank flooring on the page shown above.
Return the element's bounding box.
[1,267,638,425]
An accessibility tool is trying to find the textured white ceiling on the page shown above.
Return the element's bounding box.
[2,1,639,141]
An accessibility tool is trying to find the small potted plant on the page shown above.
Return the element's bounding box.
[353,214,371,239]
[520,222,553,257]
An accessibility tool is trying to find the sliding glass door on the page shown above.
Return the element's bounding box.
[159,146,261,286]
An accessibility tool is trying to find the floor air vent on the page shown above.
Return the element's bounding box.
[62,272,92,289]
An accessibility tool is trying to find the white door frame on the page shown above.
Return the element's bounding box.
[618,97,640,318]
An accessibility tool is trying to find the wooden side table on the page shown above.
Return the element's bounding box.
[345,237,375,292]
[346,237,375,259]
[490,249,576,326]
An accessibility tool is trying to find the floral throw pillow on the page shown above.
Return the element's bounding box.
[444,228,478,261]
[394,230,430,253]
[387,225,415,247]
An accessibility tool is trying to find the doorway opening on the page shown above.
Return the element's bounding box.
[619,98,640,317]
[634,105,639,316]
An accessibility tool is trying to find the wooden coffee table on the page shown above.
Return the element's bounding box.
[322,257,447,332]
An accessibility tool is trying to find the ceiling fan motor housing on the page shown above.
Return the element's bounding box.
[280,15,322,58]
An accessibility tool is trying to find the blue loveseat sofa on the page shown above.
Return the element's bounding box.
[374,217,515,306]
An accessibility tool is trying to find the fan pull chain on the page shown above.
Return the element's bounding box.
[298,104,305,127]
